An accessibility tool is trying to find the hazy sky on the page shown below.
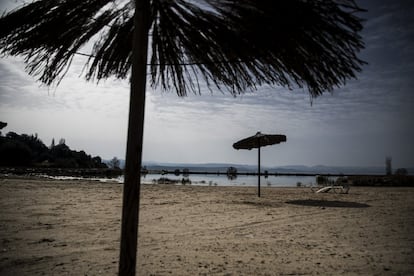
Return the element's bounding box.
[1,0,413,168]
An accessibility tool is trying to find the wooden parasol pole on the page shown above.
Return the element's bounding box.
[258,146,261,198]
[118,0,150,275]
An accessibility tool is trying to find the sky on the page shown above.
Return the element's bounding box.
[0,0,413,169]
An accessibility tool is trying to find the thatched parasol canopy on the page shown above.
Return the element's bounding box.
[233,132,287,150]
[0,0,365,97]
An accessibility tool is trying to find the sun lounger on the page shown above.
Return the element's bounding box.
[311,176,350,194]
[314,185,349,194]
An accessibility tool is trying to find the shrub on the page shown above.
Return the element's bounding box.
[0,141,33,166]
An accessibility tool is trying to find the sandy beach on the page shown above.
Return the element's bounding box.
[0,176,413,275]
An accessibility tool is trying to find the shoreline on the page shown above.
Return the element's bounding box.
[2,171,414,188]
[1,176,413,275]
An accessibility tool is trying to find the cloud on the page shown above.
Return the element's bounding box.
[0,58,67,109]
[1,0,413,168]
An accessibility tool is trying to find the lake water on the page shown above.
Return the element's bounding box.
[140,174,321,187]
[47,173,333,187]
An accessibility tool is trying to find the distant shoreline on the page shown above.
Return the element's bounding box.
[0,167,123,178]
[1,167,413,187]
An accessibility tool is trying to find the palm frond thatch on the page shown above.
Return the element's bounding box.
[0,0,365,96]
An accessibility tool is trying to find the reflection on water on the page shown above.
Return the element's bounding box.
[141,174,319,187]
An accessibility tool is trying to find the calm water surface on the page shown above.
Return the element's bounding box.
[47,174,330,187]
[141,174,320,187]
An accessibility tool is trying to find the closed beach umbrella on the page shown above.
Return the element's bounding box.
[233,132,286,197]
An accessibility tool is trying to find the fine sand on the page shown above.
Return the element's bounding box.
[0,176,413,275]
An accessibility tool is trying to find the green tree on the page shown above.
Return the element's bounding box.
[395,168,408,176]
[0,130,107,168]
[108,157,121,169]
[1,132,49,165]
[92,156,108,168]
[226,166,237,175]
[0,121,7,136]
[0,1,366,273]
[50,143,71,160]
[0,140,33,166]
[226,166,238,180]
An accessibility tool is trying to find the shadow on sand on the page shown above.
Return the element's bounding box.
[286,199,370,208]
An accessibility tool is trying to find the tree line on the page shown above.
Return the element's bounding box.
[0,122,107,168]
